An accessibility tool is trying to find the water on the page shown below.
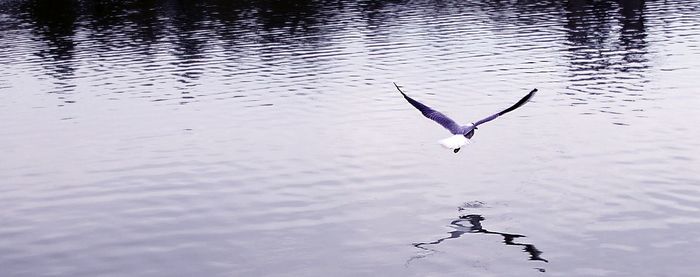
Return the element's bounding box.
[1,0,699,276]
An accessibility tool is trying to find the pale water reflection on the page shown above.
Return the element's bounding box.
[1,0,700,276]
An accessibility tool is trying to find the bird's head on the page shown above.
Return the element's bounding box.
[463,127,476,139]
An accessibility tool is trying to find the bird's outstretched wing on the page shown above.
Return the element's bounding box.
[394,82,462,134]
[473,88,537,127]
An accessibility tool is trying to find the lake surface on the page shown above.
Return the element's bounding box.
[1,0,700,276]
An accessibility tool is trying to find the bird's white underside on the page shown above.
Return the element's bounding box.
[438,135,470,150]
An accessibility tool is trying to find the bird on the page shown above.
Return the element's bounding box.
[394,82,537,153]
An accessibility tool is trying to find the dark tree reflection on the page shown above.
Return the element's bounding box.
[565,0,648,68]
[6,0,655,110]
[81,0,165,51]
[20,0,79,79]
[618,0,647,68]
[167,1,208,62]
[11,0,653,76]
[561,0,649,117]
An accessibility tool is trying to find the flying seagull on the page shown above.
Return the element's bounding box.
[394,82,537,153]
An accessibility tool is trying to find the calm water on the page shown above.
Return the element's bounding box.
[1,0,700,276]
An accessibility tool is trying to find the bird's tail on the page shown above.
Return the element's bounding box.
[438,135,470,150]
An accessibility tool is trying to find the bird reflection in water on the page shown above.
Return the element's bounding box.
[409,212,548,272]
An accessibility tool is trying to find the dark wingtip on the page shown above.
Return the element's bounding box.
[393,82,407,96]
[496,87,538,116]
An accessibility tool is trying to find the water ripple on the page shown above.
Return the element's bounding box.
[2,0,700,276]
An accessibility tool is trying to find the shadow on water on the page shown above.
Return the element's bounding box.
[409,207,548,273]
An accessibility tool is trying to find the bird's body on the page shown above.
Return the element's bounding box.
[394,83,537,153]
[439,135,471,152]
